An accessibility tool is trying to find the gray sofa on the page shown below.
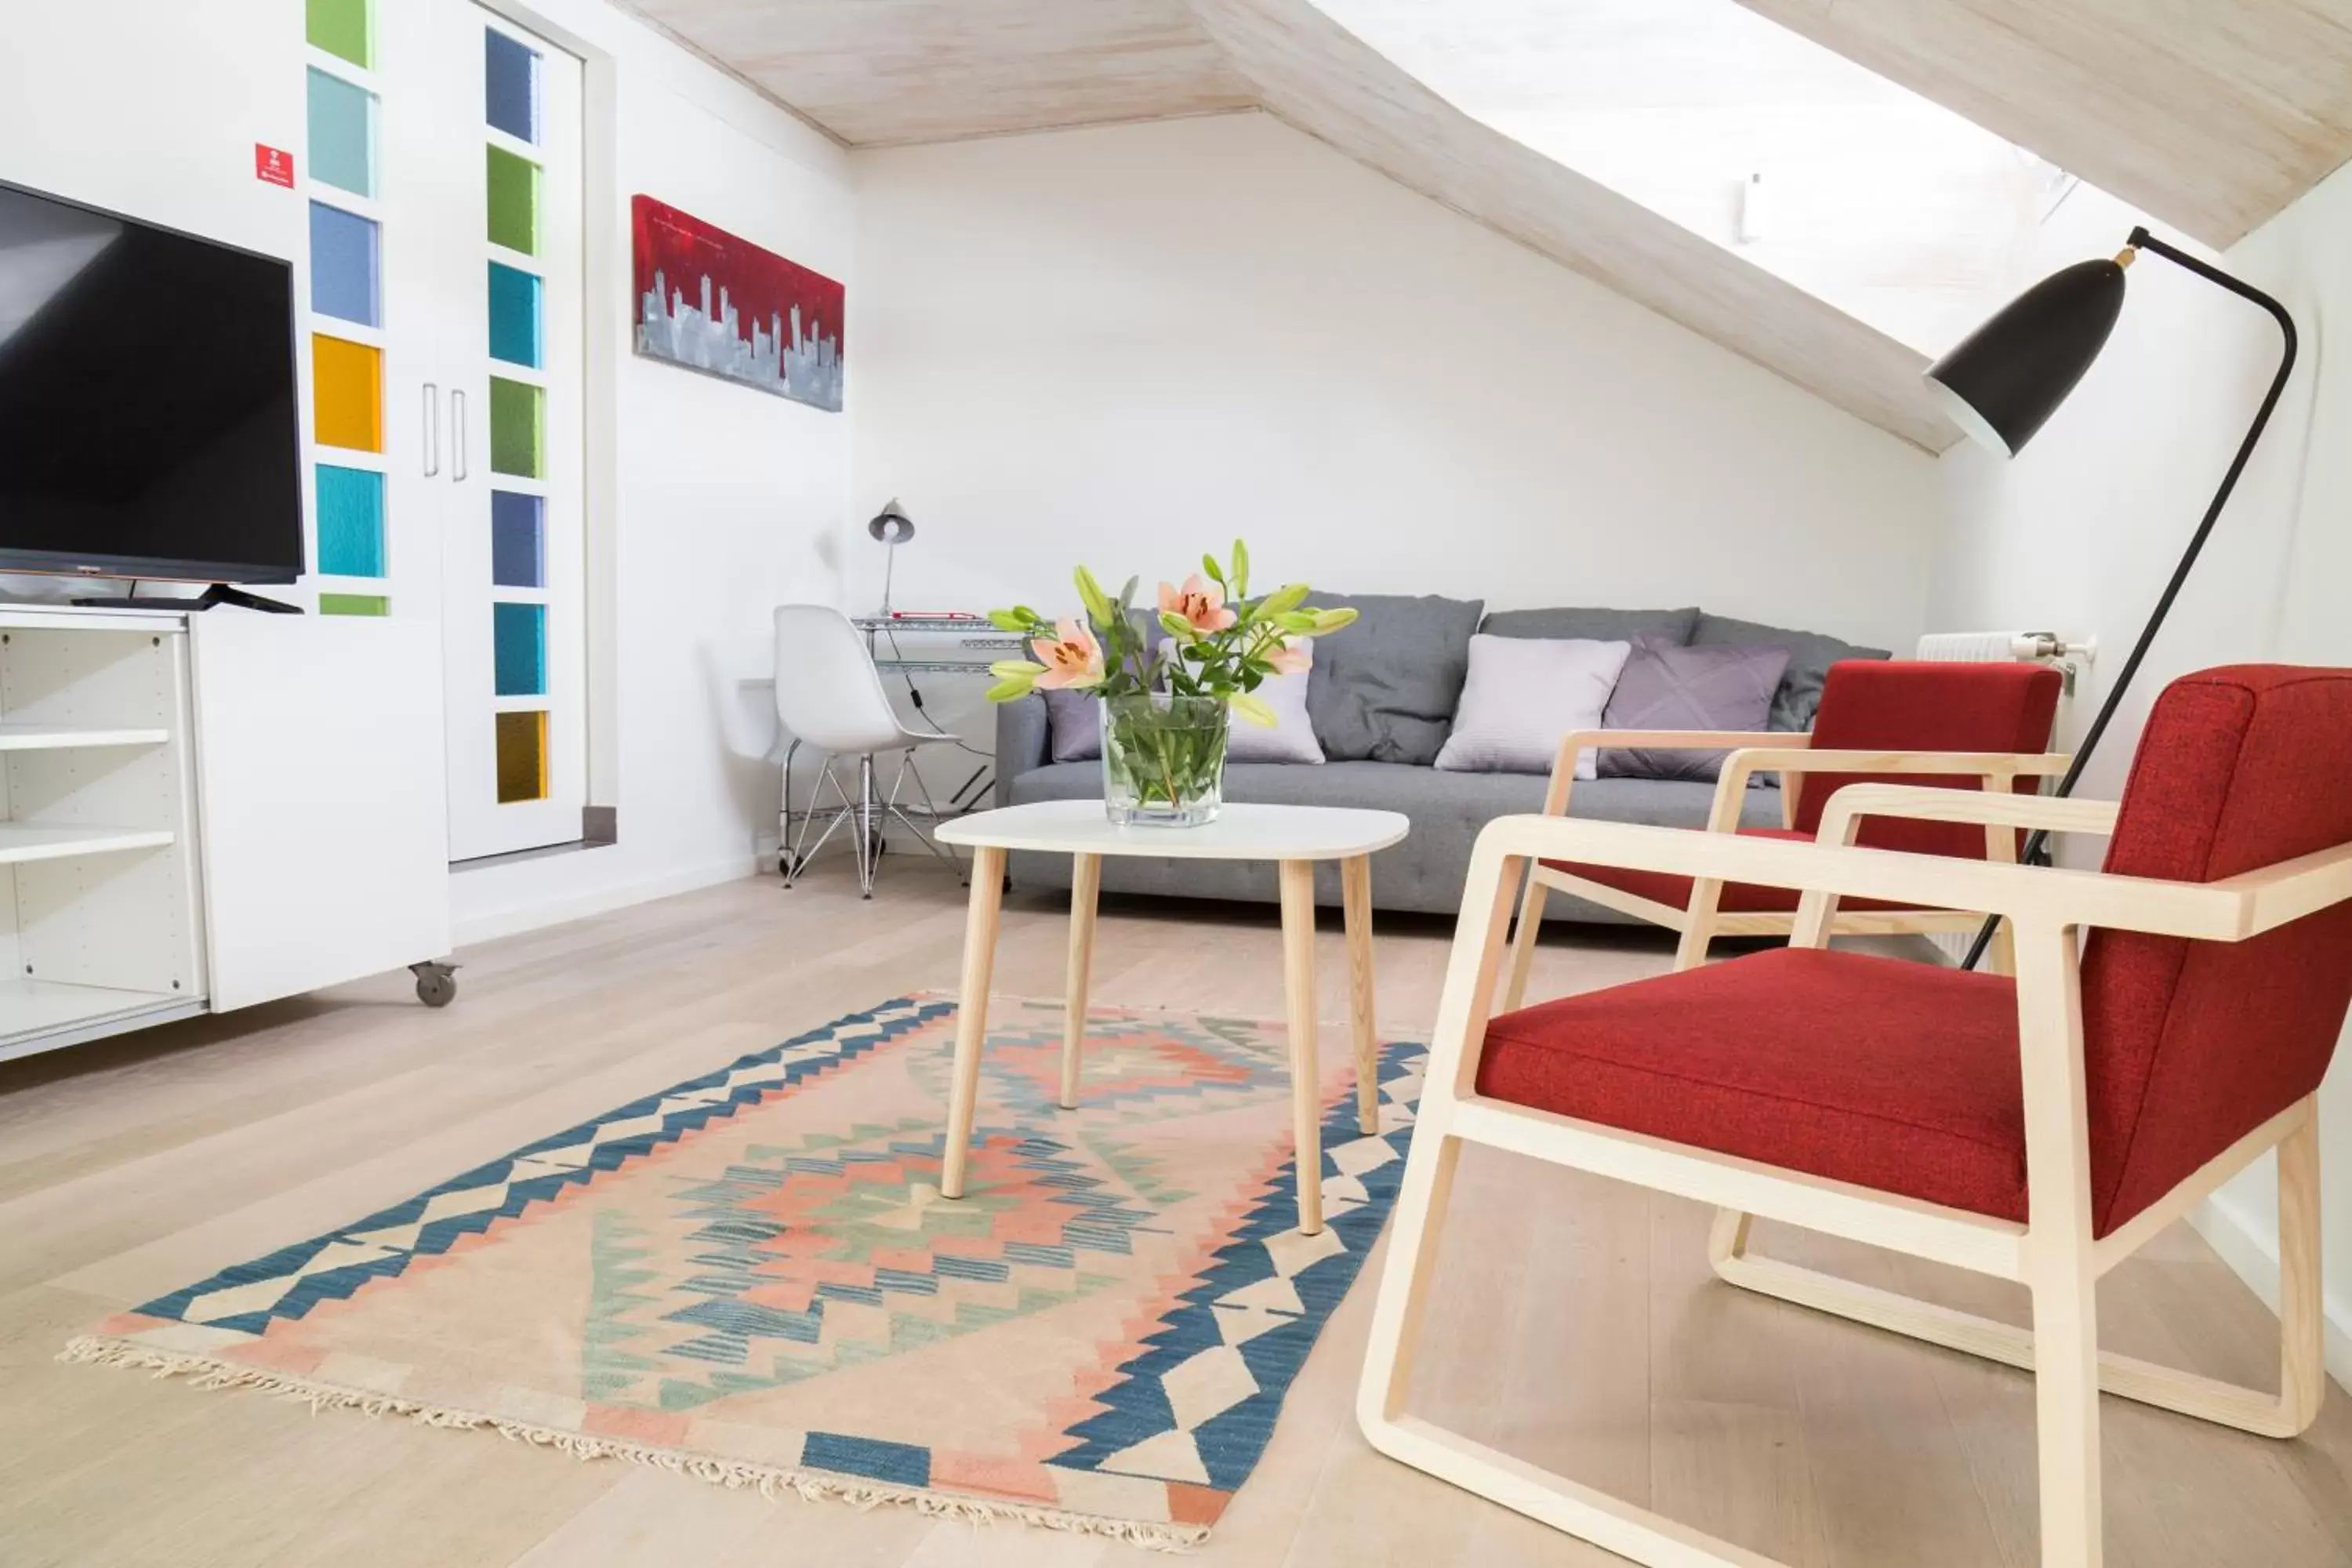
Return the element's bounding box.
[992,597,1886,921]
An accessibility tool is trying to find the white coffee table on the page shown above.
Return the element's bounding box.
[935,800,1410,1234]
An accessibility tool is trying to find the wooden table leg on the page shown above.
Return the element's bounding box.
[942,844,1007,1200]
[1278,858,1324,1236]
[1062,852,1102,1109]
[1341,855,1379,1135]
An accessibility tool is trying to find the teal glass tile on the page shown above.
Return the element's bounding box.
[491,492,544,587]
[487,262,542,368]
[307,68,376,198]
[485,28,540,143]
[315,466,386,577]
[494,601,546,696]
[309,203,379,327]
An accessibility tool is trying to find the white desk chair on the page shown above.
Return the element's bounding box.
[772,604,964,898]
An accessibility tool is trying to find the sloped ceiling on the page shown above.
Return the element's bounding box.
[620,0,2352,449]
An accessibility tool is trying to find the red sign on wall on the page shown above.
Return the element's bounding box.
[254,144,295,188]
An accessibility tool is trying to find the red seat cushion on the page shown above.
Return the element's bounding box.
[1544,827,1914,914]
[1476,947,2028,1222]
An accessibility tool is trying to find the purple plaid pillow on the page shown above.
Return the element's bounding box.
[1598,637,1790,782]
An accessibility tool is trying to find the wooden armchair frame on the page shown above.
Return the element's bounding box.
[1503,730,2072,1008]
[1360,795,2351,1567]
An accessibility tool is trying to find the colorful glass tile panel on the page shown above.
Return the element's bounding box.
[494,602,547,696]
[485,28,540,143]
[491,492,545,588]
[315,466,387,577]
[495,710,549,802]
[485,147,539,256]
[487,263,543,368]
[307,68,376,198]
[488,377,543,477]
[320,593,389,616]
[306,0,371,68]
[312,335,383,452]
[309,202,380,328]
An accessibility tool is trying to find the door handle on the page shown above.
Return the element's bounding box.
[450,388,468,481]
[422,383,440,476]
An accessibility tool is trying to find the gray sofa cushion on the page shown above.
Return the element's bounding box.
[1480,605,1700,645]
[1599,637,1789,782]
[1004,759,1784,916]
[1691,612,1891,731]
[1305,593,1484,766]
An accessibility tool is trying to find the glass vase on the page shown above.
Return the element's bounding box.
[1099,692,1228,827]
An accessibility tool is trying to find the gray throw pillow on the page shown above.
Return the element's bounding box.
[1599,637,1791,782]
[1479,605,1700,645]
[1043,687,1102,763]
[1690,613,1890,731]
[1305,593,1485,765]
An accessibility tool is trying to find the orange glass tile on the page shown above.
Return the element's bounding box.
[311,334,383,452]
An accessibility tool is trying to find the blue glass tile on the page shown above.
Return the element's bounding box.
[316,466,386,576]
[309,203,380,327]
[494,601,546,696]
[307,68,376,198]
[491,492,545,587]
[485,28,540,143]
[487,262,542,368]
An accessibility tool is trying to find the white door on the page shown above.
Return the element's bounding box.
[375,0,586,862]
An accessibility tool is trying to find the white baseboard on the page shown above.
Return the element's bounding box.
[2188,1192,2352,1390]
[451,851,759,948]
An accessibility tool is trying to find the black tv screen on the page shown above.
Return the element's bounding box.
[0,179,304,583]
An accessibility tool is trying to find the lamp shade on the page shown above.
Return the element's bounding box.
[866,498,914,544]
[1924,256,2128,456]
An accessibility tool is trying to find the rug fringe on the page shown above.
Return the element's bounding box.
[59,1335,1210,1552]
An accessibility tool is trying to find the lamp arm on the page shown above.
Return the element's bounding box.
[1960,230,2297,969]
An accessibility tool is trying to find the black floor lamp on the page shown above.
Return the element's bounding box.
[1922,226,2299,971]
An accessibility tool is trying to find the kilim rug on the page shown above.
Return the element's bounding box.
[65,994,1427,1549]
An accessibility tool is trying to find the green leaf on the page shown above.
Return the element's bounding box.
[986,609,1032,633]
[1074,565,1114,625]
[1013,604,1044,624]
[1116,575,1140,614]
[1200,554,1226,586]
[1231,538,1250,597]
[1229,692,1276,728]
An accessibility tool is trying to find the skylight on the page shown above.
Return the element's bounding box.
[1311,0,2100,356]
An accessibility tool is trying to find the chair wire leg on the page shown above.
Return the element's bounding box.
[887,749,966,883]
[855,753,877,898]
[786,757,855,887]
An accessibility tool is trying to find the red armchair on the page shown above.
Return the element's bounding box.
[1361,666,2352,1567]
[1506,658,2068,1003]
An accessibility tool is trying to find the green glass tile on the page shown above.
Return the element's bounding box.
[486,146,539,256]
[487,262,542,368]
[320,593,389,616]
[488,377,544,477]
[307,68,376,198]
[315,465,386,577]
[307,0,371,68]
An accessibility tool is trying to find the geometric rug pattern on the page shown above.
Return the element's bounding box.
[67,995,1427,1547]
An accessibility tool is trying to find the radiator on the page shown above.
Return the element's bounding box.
[1911,630,2090,960]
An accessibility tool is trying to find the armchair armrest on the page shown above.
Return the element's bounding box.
[1538,729,1802,815]
[1814,784,2121,849]
[1713,746,2074,836]
[1471,813,2263,942]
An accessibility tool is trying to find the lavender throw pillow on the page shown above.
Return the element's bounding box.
[1043,688,1102,763]
[1598,638,1790,782]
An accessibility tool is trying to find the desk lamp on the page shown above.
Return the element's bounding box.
[868,499,915,616]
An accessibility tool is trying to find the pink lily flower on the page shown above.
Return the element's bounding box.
[1264,636,1312,676]
[1158,573,1237,634]
[1030,618,1105,689]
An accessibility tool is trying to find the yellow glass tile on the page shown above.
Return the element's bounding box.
[495,710,548,804]
[311,334,383,452]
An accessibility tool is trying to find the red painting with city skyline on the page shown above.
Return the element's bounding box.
[630,196,844,412]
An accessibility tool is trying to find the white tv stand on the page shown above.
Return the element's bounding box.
[0,603,452,1064]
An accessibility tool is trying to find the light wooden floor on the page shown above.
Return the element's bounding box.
[2,857,2348,1567]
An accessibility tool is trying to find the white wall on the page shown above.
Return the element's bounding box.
[0,0,856,945]
[1929,165,2352,1377]
[847,114,1937,713]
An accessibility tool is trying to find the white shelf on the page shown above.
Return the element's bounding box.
[0,822,174,866]
[0,979,201,1065]
[0,723,170,751]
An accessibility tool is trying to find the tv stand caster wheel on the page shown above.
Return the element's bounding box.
[411,961,458,1008]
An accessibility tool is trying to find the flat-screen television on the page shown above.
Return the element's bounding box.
[0,178,304,584]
